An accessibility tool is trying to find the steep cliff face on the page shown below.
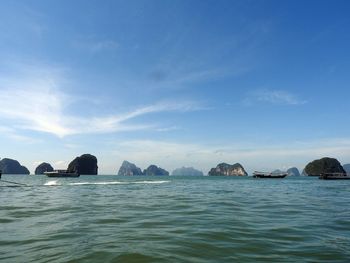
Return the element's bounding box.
[171,167,203,176]
[304,157,345,176]
[287,167,300,176]
[0,158,30,174]
[143,165,169,176]
[208,163,247,176]
[117,160,143,176]
[35,162,54,175]
[67,154,98,175]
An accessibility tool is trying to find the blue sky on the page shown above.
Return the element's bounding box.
[0,0,350,174]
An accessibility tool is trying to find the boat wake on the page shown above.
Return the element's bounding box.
[44,180,60,186]
[69,180,170,186]
[133,180,169,184]
[70,181,126,185]
[43,180,170,186]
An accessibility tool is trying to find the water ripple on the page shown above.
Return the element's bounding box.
[1,175,350,262]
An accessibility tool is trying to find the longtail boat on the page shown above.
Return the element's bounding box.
[253,171,287,178]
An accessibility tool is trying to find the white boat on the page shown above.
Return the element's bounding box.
[44,170,80,178]
[319,173,350,180]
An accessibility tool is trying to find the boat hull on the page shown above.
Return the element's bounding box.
[44,170,80,177]
[253,174,287,178]
[46,173,80,178]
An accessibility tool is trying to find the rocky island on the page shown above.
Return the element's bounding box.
[0,158,30,174]
[143,165,169,176]
[67,154,98,175]
[304,157,345,176]
[171,167,203,176]
[287,167,300,176]
[208,163,247,176]
[35,162,54,175]
[117,160,143,176]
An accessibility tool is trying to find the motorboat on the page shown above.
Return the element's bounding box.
[44,170,80,177]
[253,171,288,178]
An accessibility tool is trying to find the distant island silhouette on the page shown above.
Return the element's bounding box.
[1,155,348,176]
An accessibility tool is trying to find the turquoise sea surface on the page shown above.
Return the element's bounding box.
[1,175,350,262]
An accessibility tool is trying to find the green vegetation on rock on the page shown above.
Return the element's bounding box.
[67,154,98,175]
[143,165,169,176]
[304,157,345,176]
[117,160,143,176]
[0,158,30,174]
[35,162,54,175]
[208,163,247,176]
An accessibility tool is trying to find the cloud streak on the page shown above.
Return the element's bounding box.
[0,67,73,137]
[243,90,307,106]
[0,66,202,138]
[70,100,201,136]
[0,126,39,143]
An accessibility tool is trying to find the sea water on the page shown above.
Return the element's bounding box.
[1,175,350,262]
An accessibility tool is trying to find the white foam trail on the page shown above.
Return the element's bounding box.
[134,180,170,184]
[44,180,59,186]
[69,181,126,186]
[68,180,170,186]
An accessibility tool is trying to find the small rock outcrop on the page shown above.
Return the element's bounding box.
[171,167,203,176]
[287,167,300,176]
[208,163,247,176]
[0,158,30,174]
[143,165,169,176]
[35,162,54,175]
[117,160,143,176]
[304,157,345,176]
[343,164,350,174]
[67,154,98,175]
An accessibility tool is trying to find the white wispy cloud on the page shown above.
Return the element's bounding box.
[67,100,201,136]
[0,126,39,143]
[0,68,74,137]
[243,90,307,106]
[0,64,202,138]
[155,126,180,132]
